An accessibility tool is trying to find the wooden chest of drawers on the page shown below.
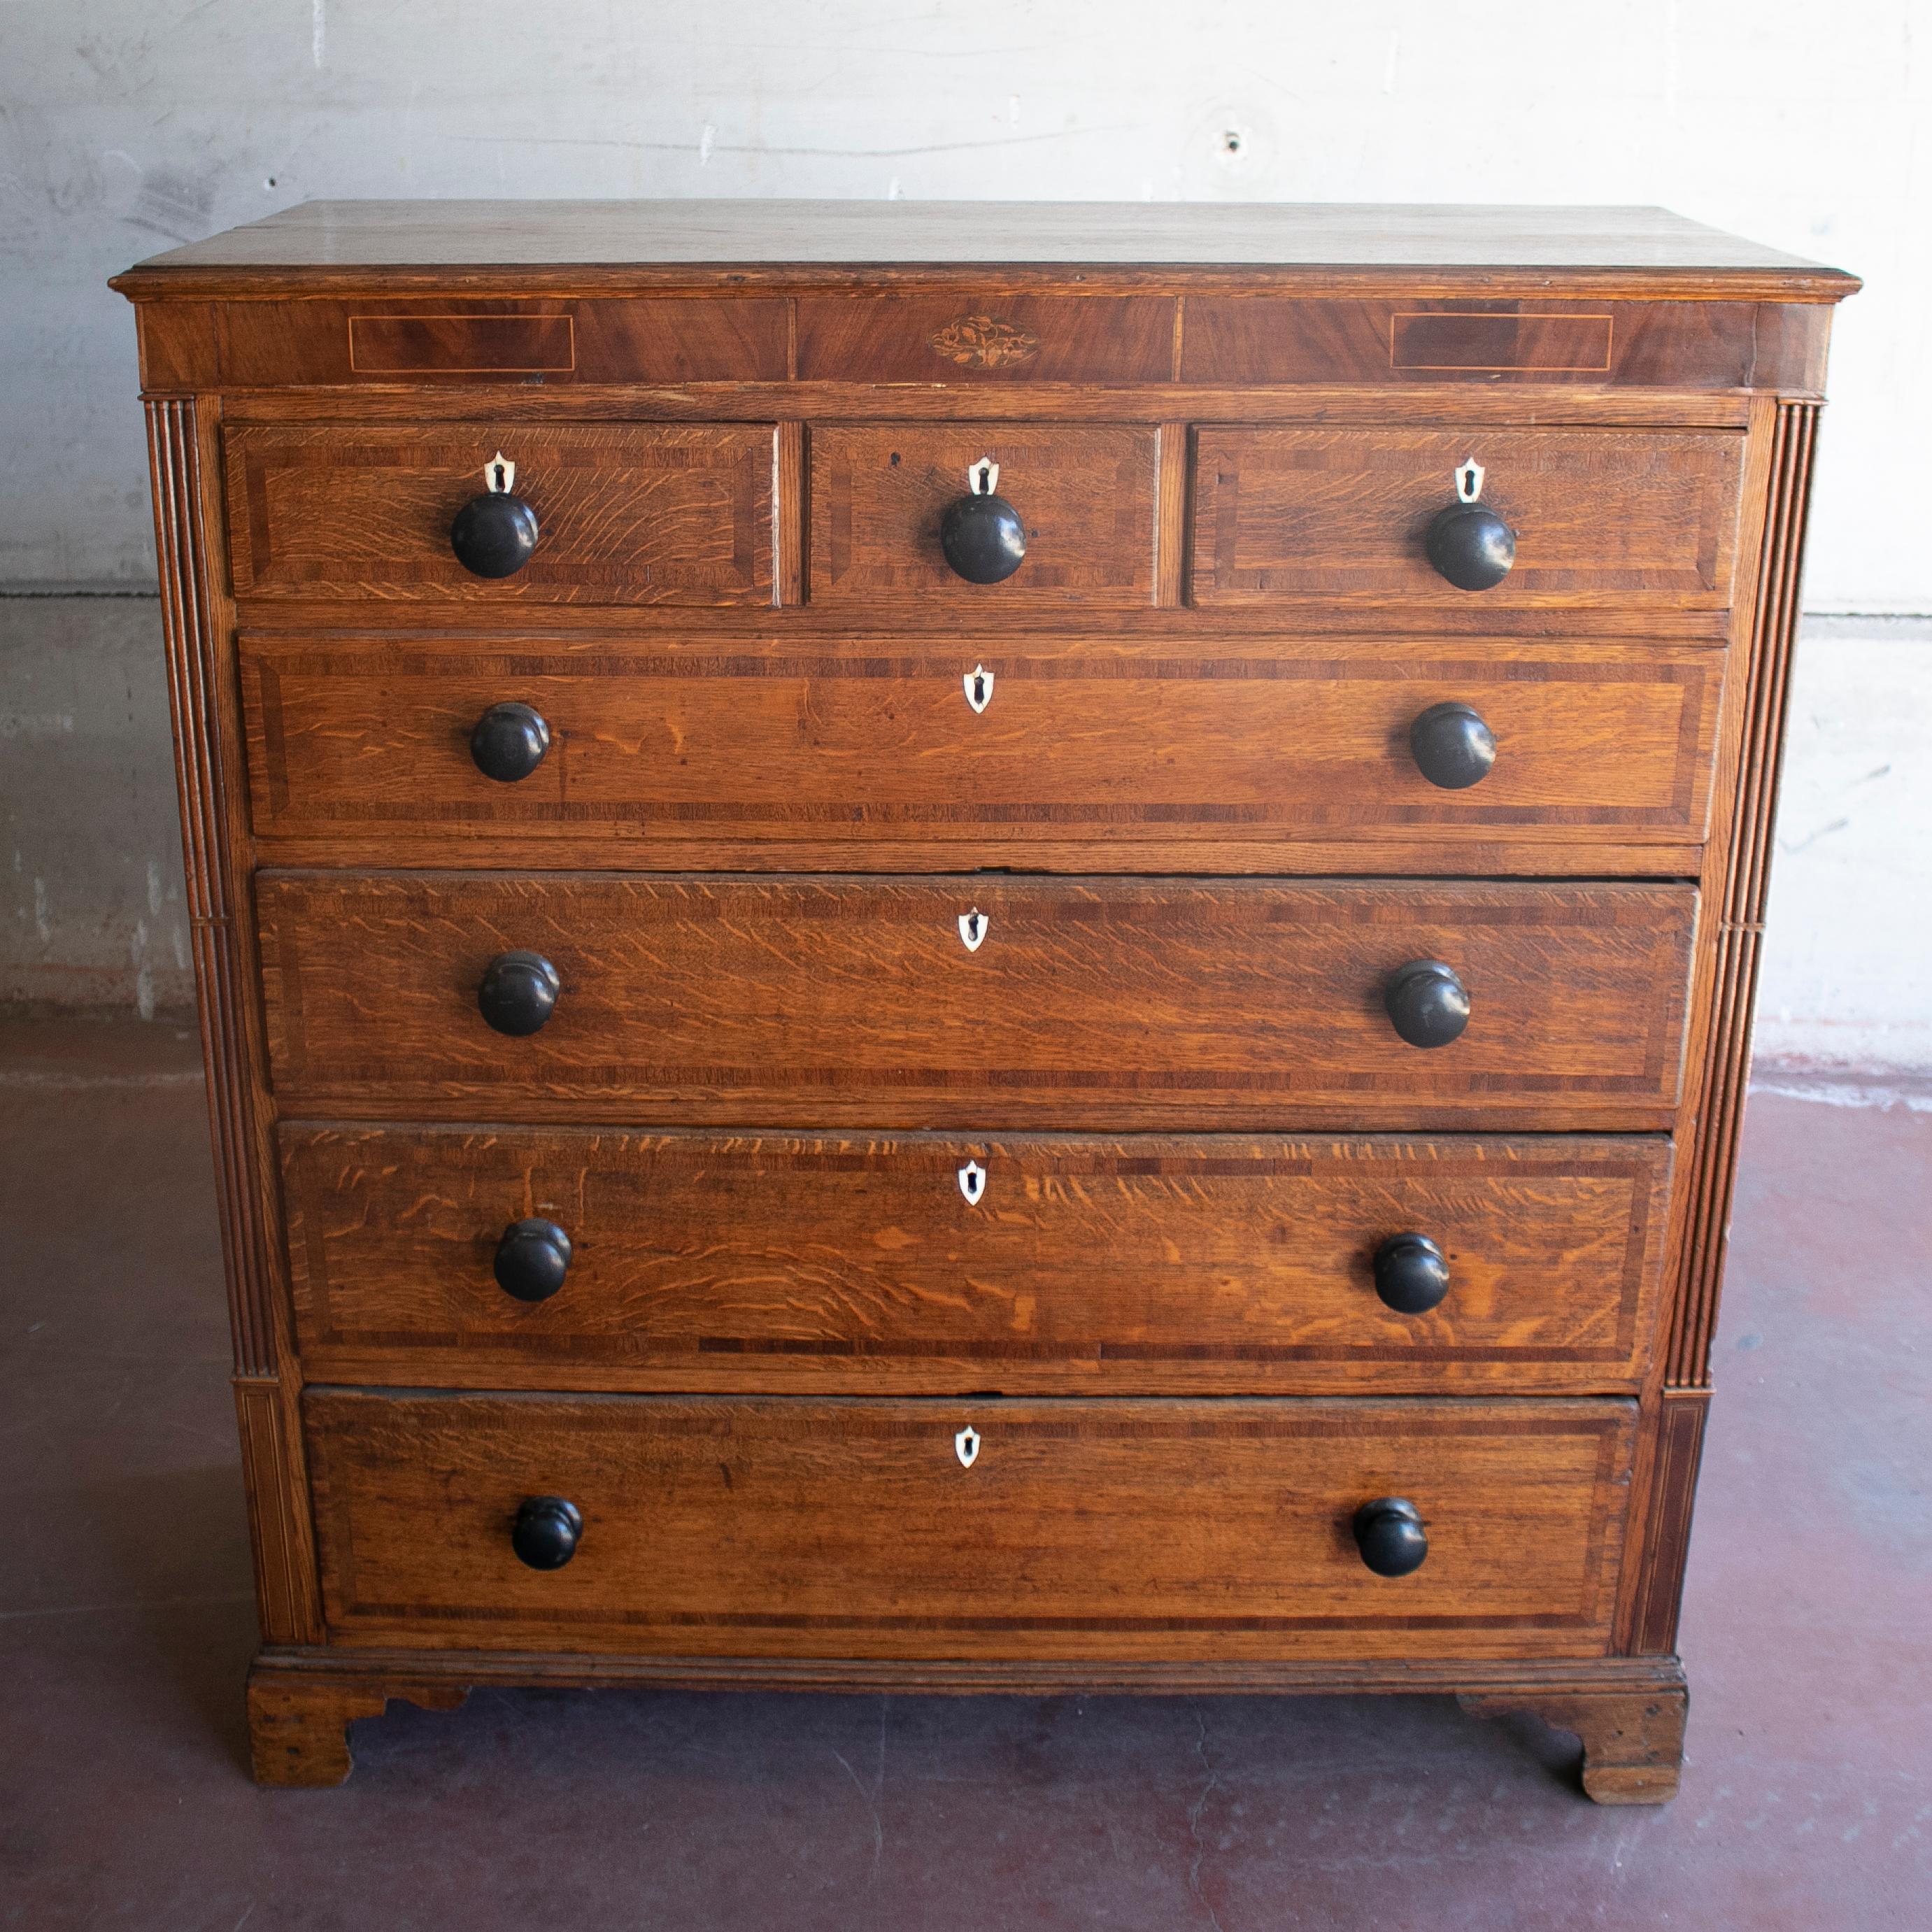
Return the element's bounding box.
[113,200,1856,1801]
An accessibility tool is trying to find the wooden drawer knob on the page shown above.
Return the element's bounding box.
[450,453,540,578]
[478,950,560,1037]
[1425,460,1514,592]
[1409,702,1496,790]
[471,702,551,783]
[1426,502,1514,590]
[495,1216,572,1302]
[1373,1233,1451,1314]
[511,1496,582,1570]
[1354,1497,1428,1577]
[1384,959,1470,1049]
[940,457,1027,584]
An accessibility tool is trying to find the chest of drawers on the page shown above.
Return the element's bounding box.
[113,200,1856,1800]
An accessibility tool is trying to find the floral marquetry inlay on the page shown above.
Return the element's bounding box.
[926,313,1041,369]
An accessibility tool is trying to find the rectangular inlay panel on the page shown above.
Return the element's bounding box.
[346,313,578,374]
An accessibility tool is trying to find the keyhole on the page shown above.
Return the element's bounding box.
[964,664,994,714]
[956,1426,981,1469]
[958,909,988,952]
[1455,459,1484,504]
[958,1160,986,1206]
[976,462,993,492]
[493,461,508,492]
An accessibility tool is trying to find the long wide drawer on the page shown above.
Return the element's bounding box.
[257,874,1698,1129]
[239,635,1722,857]
[222,422,777,604]
[306,1391,1637,1660]
[282,1126,1672,1395]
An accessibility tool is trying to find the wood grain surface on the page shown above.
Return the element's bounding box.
[223,422,777,604]
[795,295,1176,383]
[1191,427,1744,608]
[111,199,1859,301]
[239,633,1721,855]
[807,424,1161,606]
[280,1125,1672,1393]
[305,1390,1637,1659]
[218,297,794,387]
[256,873,1698,1129]
[132,295,1830,395]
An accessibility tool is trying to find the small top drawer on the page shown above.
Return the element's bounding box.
[1191,427,1745,609]
[809,425,1162,606]
[222,422,776,604]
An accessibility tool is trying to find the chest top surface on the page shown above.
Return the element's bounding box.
[112,198,1858,299]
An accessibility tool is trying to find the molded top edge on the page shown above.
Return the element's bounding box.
[111,199,1860,300]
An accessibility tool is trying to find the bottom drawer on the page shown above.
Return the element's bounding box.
[307,1391,1635,1661]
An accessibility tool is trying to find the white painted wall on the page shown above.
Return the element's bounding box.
[2,2,1927,1061]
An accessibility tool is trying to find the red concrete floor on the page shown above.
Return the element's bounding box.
[2,1017,1927,1931]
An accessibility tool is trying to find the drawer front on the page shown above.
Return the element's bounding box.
[257,874,1697,1128]
[240,636,1721,855]
[808,425,1161,606]
[306,1391,1636,1660]
[283,1126,1671,1393]
[1190,427,1745,609]
[223,423,776,604]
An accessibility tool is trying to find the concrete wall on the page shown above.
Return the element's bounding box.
[1,596,191,1016]
[2,2,1926,1064]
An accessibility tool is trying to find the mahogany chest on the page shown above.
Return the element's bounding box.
[113,200,1856,1798]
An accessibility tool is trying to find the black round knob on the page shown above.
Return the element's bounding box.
[1373,1233,1451,1315]
[450,490,540,579]
[1384,960,1470,1049]
[1409,702,1496,790]
[478,950,560,1037]
[511,1496,583,1571]
[1354,1498,1428,1577]
[471,702,551,783]
[494,1216,573,1302]
[940,490,1028,584]
[1425,502,1515,592]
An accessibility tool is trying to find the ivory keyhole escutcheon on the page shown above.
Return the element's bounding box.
[958,908,988,952]
[958,1160,986,1206]
[964,664,995,713]
[955,1426,981,1469]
